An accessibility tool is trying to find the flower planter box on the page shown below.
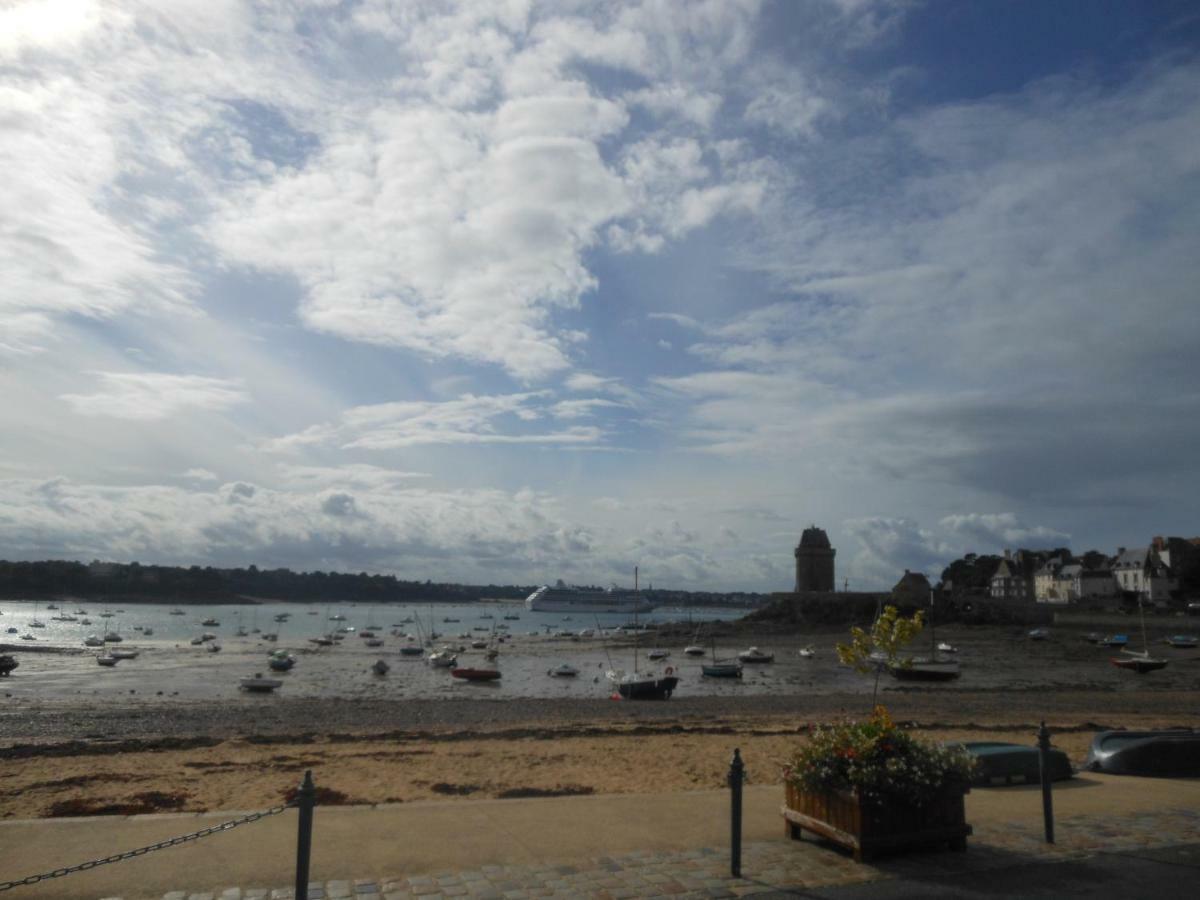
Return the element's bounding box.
[782,782,971,862]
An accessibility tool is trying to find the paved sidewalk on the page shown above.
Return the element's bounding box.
[3,776,1199,899]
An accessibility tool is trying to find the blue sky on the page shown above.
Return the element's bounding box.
[2,0,1198,591]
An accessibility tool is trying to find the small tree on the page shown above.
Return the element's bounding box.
[836,605,925,709]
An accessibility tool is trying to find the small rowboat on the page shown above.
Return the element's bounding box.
[1086,729,1200,776]
[451,667,501,681]
[549,663,579,677]
[372,659,390,676]
[96,654,118,667]
[1165,635,1198,649]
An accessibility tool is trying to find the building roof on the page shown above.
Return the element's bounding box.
[1114,547,1148,569]
[798,526,831,549]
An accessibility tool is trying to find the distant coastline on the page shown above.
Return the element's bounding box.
[0,559,766,608]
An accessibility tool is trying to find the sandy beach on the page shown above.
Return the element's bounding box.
[4,614,1199,822]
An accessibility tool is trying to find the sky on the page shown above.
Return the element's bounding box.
[2,0,1198,592]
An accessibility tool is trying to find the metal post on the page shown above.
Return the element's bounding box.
[294,770,316,898]
[728,748,744,878]
[1037,722,1055,844]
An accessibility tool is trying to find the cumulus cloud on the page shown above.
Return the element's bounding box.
[198,2,771,379]
[940,513,1070,551]
[60,373,248,421]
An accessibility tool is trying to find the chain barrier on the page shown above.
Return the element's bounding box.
[0,801,294,892]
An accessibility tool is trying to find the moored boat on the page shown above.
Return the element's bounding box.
[607,667,679,698]
[428,647,458,667]
[0,655,18,676]
[890,657,961,681]
[451,667,501,681]
[240,673,282,693]
[372,659,390,676]
[548,663,579,677]
[701,660,742,678]
[737,646,774,663]
[1164,634,1198,649]
[1110,652,1167,673]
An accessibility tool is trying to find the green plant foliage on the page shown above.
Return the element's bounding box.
[782,707,977,807]
[836,604,925,673]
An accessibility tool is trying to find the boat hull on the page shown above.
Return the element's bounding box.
[525,597,657,614]
[616,675,678,700]
[1085,730,1200,776]
[525,585,655,614]
[702,663,742,678]
[1110,657,1167,673]
[451,668,501,681]
[890,660,961,681]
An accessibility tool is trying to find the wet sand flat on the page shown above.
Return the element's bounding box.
[2,620,1198,820]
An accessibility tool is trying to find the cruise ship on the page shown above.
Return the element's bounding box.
[525,580,656,614]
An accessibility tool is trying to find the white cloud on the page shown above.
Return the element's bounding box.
[182,468,219,482]
[60,373,248,421]
[940,513,1070,551]
[265,392,606,452]
[275,464,431,490]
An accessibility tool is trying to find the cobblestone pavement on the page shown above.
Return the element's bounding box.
[116,807,1200,900]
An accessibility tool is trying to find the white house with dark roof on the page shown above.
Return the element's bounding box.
[1112,547,1175,602]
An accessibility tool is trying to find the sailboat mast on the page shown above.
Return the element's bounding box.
[929,589,936,657]
[1139,595,1149,655]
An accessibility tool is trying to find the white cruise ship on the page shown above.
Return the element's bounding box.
[525,580,656,614]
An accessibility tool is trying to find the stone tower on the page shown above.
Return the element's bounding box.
[794,526,836,593]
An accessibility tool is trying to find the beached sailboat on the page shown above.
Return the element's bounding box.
[890,591,960,682]
[702,632,743,678]
[605,572,679,699]
[1111,598,1167,673]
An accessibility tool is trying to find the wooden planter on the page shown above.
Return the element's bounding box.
[782,782,971,862]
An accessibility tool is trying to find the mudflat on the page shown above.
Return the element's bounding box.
[2,620,1198,820]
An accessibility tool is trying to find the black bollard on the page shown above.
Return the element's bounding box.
[1037,722,1055,844]
[295,770,317,898]
[728,748,745,878]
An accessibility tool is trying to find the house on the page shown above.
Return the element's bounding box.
[990,550,1043,602]
[1075,565,1117,601]
[1112,547,1175,602]
[1033,554,1073,602]
[892,570,932,605]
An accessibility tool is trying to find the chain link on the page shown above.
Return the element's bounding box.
[0,802,295,892]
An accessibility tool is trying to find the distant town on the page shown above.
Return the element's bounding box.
[2,529,1197,612]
